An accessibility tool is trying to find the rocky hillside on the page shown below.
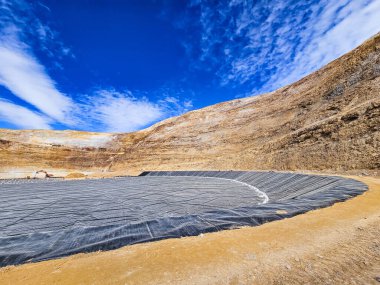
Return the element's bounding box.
[1,33,379,178]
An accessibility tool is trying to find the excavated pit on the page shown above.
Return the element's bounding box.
[0,171,367,267]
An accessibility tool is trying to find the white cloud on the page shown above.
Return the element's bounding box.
[0,39,74,124]
[0,99,51,129]
[82,90,164,132]
[79,90,192,133]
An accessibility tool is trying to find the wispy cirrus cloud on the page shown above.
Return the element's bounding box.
[0,37,74,124]
[0,99,51,129]
[79,89,193,132]
[0,0,72,58]
[182,0,380,94]
[0,0,75,129]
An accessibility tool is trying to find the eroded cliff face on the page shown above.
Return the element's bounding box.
[1,33,379,178]
[0,130,122,177]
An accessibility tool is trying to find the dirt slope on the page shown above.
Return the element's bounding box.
[1,33,379,178]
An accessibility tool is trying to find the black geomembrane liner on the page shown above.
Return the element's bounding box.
[0,171,367,266]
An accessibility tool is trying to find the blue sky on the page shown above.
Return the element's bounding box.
[0,0,379,132]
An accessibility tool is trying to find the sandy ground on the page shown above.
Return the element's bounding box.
[1,175,379,285]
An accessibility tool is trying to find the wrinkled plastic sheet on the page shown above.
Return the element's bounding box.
[0,171,367,267]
